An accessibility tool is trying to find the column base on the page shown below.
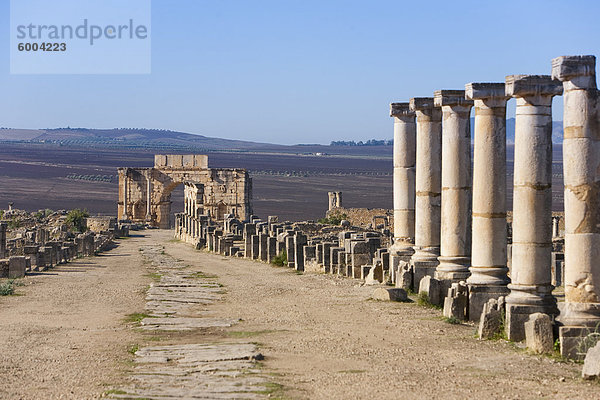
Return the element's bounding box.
[467,284,509,322]
[559,325,600,360]
[505,302,558,342]
[557,301,600,329]
[434,257,470,309]
[410,259,439,289]
[435,256,470,280]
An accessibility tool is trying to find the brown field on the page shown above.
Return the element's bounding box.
[0,142,564,222]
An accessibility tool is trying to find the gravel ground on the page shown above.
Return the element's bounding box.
[1,230,598,399]
[0,235,149,399]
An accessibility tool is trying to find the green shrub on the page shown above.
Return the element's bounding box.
[271,249,287,267]
[318,213,348,226]
[65,209,89,233]
[0,281,15,296]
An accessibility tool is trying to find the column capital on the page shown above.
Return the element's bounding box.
[505,75,563,98]
[409,97,436,111]
[433,90,473,108]
[551,55,596,89]
[465,83,507,101]
[390,102,414,118]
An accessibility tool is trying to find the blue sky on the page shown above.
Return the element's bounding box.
[1,0,599,145]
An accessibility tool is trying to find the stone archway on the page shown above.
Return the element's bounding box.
[118,155,252,229]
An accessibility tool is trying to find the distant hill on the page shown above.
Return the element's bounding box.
[0,127,281,151]
[0,120,565,158]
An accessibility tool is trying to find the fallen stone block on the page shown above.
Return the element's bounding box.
[478,297,504,339]
[395,261,412,291]
[524,313,554,354]
[418,276,440,306]
[8,256,26,279]
[443,281,468,320]
[364,261,384,285]
[583,341,600,380]
[372,288,407,302]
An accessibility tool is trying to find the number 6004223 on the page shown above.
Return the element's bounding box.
[18,43,66,51]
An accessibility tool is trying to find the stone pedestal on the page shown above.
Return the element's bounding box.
[433,90,473,293]
[409,97,442,282]
[504,74,562,341]
[465,83,510,321]
[389,103,416,266]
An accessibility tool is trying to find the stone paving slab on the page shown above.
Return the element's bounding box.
[110,245,267,399]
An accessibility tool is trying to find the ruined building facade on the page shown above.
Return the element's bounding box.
[118,155,252,229]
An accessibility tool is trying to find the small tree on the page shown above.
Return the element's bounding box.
[65,209,89,233]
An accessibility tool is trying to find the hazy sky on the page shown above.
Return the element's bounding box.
[1,0,599,145]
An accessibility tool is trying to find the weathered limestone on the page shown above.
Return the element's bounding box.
[145,172,152,221]
[267,237,277,263]
[419,275,441,306]
[258,234,268,262]
[0,223,6,259]
[465,83,510,321]
[434,90,473,293]
[504,75,562,342]
[478,297,504,339]
[294,233,307,271]
[8,256,26,278]
[552,55,600,357]
[372,287,407,302]
[409,98,442,284]
[250,235,259,260]
[443,281,468,321]
[121,168,129,220]
[388,103,416,266]
[395,261,412,290]
[583,342,600,380]
[285,236,295,269]
[328,192,343,211]
[118,155,252,228]
[524,313,554,354]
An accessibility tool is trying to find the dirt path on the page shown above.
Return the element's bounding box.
[160,231,599,400]
[1,230,598,399]
[0,235,149,399]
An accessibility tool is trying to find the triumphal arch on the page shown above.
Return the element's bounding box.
[118,155,252,228]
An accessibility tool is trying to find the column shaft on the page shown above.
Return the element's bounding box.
[389,103,416,258]
[146,174,152,221]
[409,98,442,284]
[434,90,473,282]
[465,83,510,320]
[504,74,562,341]
[122,169,129,220]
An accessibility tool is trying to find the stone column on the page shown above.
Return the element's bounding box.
[0,223,6,259]
[504,74,562,341]
[465,83,510,320]
[552,55,600,356]
[388,103,416,266]
[552,216,560,239]
[409,98,442,284]
[434,90,473,286]
[146,173,152,222]
[328,192,335,211]
[122,168,129,220]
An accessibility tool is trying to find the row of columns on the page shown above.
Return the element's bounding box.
[389,55,600,348]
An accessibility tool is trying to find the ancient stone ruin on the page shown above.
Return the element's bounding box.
[168,54,600,362]
[118,155,252,229]
[386,54,599,359]
[0,210,125,279]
